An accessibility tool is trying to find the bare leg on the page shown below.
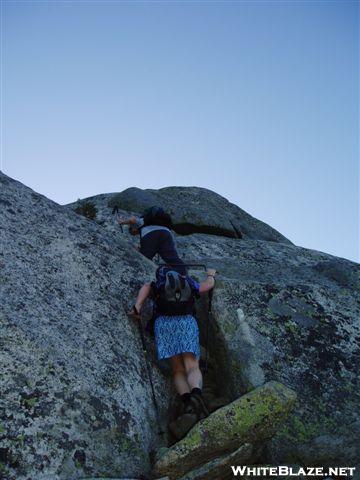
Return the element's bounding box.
[182,353,203,390]
[182,353,209,417]
[134,283,152,313]
[170,355,191,395]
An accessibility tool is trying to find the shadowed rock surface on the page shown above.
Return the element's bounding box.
[176,443,253,480]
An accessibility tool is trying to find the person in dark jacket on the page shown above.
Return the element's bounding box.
[118,207,187,275]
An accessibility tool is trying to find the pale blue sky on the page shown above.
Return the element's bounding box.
[2,0,359,261]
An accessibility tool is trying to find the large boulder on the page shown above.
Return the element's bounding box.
[69,186,292,244]
[0,173,170,480]
[176,443,253,480]
[152,382,297,479]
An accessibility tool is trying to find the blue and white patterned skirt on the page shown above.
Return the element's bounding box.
[154,315,200,360]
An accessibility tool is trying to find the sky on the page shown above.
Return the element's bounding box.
[1,0,359,262]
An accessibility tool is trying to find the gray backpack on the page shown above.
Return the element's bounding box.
[157,270,195,315]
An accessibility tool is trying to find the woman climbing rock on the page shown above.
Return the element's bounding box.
[117,206,187,275]
[129,265,217,420]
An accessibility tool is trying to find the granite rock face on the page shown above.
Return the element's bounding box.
[70,186,292,243]
[174,234,360,467]
[1,173,359,480]
[0,173,169,480]
[69,184,359,469]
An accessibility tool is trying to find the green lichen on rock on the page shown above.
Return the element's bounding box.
[177,429,202,451]
[0,462,10,477]
[23,397,37,408]
[284,320,298,334]
[222,317,238,336]
[277,410,337,446]
[153,381,297,479]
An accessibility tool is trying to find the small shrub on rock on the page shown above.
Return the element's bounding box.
[75,201,97,220]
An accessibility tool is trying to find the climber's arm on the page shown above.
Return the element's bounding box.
[117,215,141,226]
[134,282,152,313]
[199,269,216,293]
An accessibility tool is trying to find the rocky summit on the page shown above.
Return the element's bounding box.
[1,173,359,480]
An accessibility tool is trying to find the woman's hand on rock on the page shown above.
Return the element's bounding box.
[207,268,216,277]
[117,215,137,225]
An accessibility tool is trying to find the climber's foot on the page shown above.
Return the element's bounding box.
[183,401,197,415]
[169,413,197,440]
[190,390,210,419]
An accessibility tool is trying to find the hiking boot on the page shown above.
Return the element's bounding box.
[183,400,197,415]
[190,390,210,419]
[169,413,197,440]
